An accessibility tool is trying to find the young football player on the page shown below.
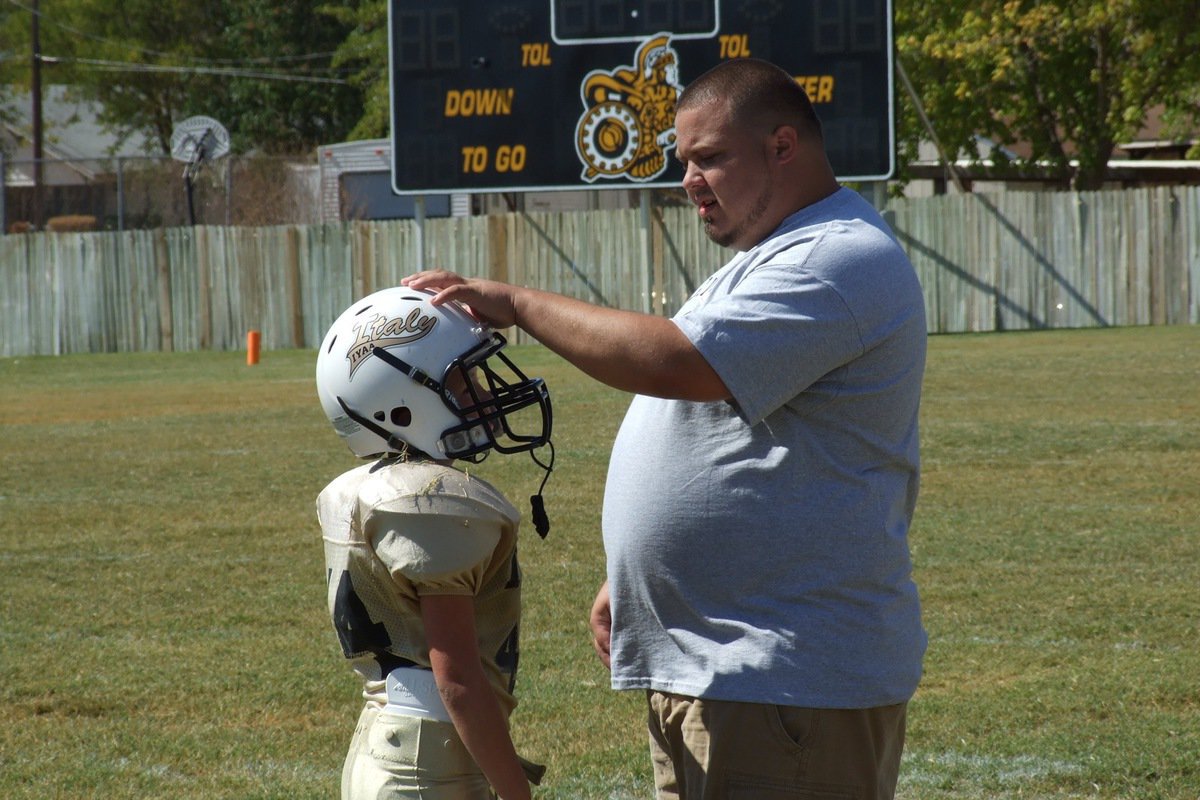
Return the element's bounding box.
[314,287,553,800]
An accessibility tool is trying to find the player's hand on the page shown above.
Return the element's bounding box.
[402,270,519,329]
[589,580,612,670]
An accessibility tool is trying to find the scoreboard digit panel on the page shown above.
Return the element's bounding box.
[551,0,719,43]
[388,0,894,194]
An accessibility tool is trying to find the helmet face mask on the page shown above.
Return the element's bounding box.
[316,288,552,462]
[434,334,554,460]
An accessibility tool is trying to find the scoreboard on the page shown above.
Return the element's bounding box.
[388,0,894,194]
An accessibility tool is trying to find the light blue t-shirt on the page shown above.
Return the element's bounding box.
[601,187,927,708]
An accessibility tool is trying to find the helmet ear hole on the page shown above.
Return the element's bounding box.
[390,407,412,427]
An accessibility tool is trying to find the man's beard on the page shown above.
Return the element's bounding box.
[704,182,772,249]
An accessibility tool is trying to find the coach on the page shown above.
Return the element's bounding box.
[404,57,927,800]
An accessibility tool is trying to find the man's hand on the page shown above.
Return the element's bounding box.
[401,270,519,329]
[590,580,612,670]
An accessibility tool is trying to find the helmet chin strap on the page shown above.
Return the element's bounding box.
[369,345,442,393]
[336,396,422,459]
[528,440,555,539]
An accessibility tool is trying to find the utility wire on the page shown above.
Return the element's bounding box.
[45,56,351,85]
[3,0,369,69]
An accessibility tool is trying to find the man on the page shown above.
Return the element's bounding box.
[404,57,927,800]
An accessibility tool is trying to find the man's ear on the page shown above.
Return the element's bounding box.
[770,124,800,165]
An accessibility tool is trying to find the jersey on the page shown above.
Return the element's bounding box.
[602,187,927,709]
[316,458,523,714]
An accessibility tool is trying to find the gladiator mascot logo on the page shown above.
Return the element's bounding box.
[574,34,682,183]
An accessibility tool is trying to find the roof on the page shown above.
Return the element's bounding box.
[2,85,156,184]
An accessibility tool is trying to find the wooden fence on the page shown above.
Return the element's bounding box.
[2,186,1198,358]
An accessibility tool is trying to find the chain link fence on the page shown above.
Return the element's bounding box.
[1,154,320,232]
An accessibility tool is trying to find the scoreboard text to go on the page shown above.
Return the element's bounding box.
[460,145,528,174]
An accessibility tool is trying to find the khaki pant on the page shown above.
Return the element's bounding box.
[342,705,492,800]
[647,691,907,800]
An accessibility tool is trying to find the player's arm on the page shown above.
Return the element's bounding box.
[402,270,729,401]
[421,593,531,800]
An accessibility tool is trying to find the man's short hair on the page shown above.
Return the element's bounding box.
[677,58,824,142]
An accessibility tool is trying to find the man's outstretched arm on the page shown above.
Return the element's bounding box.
[402,270,729,401]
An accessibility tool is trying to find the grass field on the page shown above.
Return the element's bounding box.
[1,325,1197,799]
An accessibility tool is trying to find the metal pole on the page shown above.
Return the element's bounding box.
[31,0,45,229]
[639,189,652,313]
[0,151,6,233]
[116,157,125,231]
[895,56,968,195]
[864,181,888,211]
[414,195,426,270]
[185,171,196,226]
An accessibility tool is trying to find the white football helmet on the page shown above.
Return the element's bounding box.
[315,287,552,462]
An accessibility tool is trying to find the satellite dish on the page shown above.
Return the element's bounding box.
[172,116,231,226]
[171,115,231,164]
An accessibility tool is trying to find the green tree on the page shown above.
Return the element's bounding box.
[52,0,227,154]
[321,0,389,140]
[0,1,364,157]
[0,2,83,155]
[185,1,365,154]
[896,0,1200,190]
